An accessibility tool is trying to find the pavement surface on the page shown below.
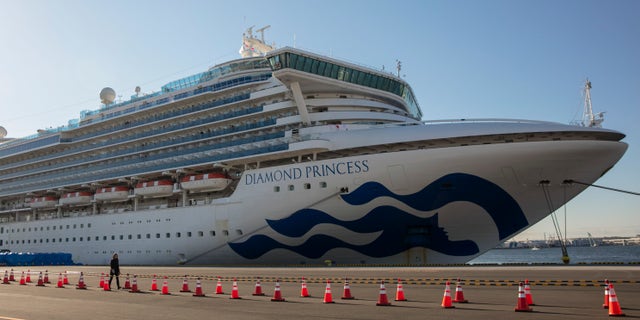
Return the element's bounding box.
[0,265,637,320]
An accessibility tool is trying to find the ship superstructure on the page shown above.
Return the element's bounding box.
[0,28,627,265]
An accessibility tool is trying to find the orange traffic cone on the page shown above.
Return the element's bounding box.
[395,278,407,301]
[193,278,205,297]
[129,275,141,293]
[76,272,87,289]
[63,272,69,285]
[43,270,50,284]
[56,273,65,288]
[300,277,310,297]
[323,280,335,304]
[150,274,159,291]
[103,276,111,291]
[608,284,625,317]
[524,279,534,306]
[252,278,265,296]
[453,278,468,303]
[36,272,45,287]
[180,276,191,293]
[99,273,105,288]
[515,282,532,312]
[161,276,170,295]
[215,277,225,294]
[441,281,455,308]
[603,279,610,309]
[123,274,131,290]
[376,281,391,306]
[26,270,32,283]
[9,269,15,282]
[341,278,354,300]
[2,270,9,284]
[230,278,241,299]
[19,271,26,285]
[271,279,285,302]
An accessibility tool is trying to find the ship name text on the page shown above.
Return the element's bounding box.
[244,160,369,185]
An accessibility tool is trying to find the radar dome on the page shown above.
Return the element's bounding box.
[0,126,6,138]
[100,87,116,104]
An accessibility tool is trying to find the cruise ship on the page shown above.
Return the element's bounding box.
[0,27,627,266]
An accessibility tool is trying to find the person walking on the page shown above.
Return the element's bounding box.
[109,253,121,289]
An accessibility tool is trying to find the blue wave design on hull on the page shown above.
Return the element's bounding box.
[229,173,527,260]
[341,173,527,240]
[230,208,478,259]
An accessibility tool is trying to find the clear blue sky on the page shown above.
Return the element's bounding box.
[1,0,638,239]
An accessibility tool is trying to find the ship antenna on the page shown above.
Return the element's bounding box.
[582,78,604,127]
[396,60,402,77]
[255,25,271,43]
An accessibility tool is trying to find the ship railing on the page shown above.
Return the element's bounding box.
[420,118,560,126]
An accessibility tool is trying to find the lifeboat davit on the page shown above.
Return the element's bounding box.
[180,173,232,192]
[134,180,174,197]
[95,186,130,202]
[59,191,93,206]
[29,196,58,208]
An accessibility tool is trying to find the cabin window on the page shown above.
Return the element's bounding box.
[273,186,280,192]
[210,231,215,236]
[146,234,151,239]
[111,235,115,240]
[288,185,294,191]
[137,234,141,239]
[198,231,204,237]
[304,183,311,190]
[119,235,124,240]
[176,232,181,238]
[128,235,132,240]
[156,233,160,239]
[187,232,192,237]
[320,181,327,188]
[236,229,243,236]
[166,233,170,238]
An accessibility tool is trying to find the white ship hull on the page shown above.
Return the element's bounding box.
[2,134,625,266]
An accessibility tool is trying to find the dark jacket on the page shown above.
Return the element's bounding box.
[110,258,120,276]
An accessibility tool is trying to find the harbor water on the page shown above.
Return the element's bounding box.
[469,245,640,264]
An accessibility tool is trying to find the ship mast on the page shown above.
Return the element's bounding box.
[582,79,604,127]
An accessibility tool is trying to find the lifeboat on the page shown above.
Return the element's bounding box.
[180,173,232,192]
[95,186,130,201]
[59,191,93,206]
[29,196,58,208]
[134,180,174,197]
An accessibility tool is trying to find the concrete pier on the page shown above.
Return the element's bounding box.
[0,266,637,320]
